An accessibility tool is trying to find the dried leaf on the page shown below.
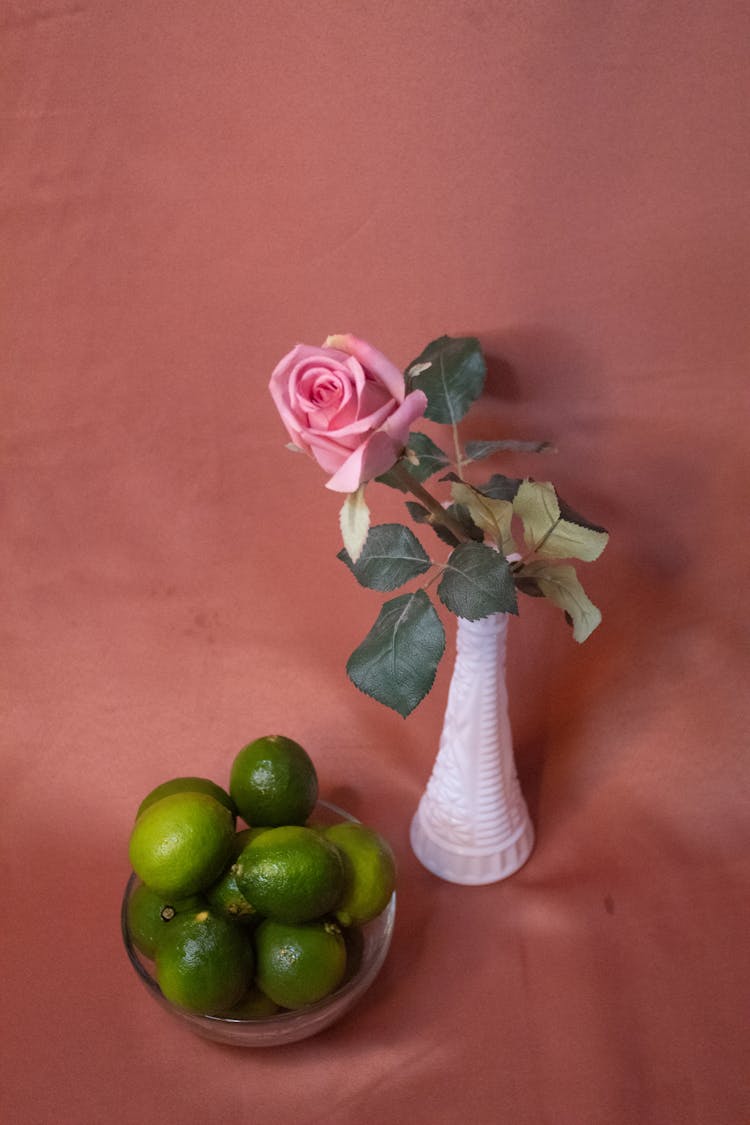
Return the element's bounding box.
[518,561,602,641]
[339,486,370,564]
[513,480,608,562]
[450,481,517,555]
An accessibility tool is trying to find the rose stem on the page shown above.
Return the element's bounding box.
[390,461,472,543]
[451,422,464,481]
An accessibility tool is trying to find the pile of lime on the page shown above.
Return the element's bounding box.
[125,735,396,1017]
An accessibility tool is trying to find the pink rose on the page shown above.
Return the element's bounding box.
[269,333,428,492]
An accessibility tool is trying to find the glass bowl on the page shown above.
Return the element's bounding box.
[121,799,396,1046]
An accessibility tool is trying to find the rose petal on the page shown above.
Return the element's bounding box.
[269,345,310,447]
[381,388,428,447]
[356,376,392,420]
[304,431,358,475]
[296,368,346,410]
[293,358,351,412]
[306,397,396,439]
[323,395,425,491]
[324,334,406,403]
[324,432,393,493]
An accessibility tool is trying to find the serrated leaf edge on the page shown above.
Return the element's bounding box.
[345,591,446,716]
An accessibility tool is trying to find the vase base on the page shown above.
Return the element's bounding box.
[409,807,535,886]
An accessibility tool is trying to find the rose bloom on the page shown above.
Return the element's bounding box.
[269,334,427,493]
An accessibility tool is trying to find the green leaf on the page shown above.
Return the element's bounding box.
[339,486,370,564]
[474,473,523,502]
[405,501,460,547]
[437,542,518,620]
[517,561,602,642]
[512,480,609,562]
[346,590,446,716]
[464,439,555,461]
[405,500,431,522]
[338,523,431,591]
[445,502,484,542]
[405,336,486,424]
[433,476,484,542]
[404,432,451,481]
[450,482,517,555]
[377,432,450,490]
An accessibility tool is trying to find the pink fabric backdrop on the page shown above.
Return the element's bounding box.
[3,3,748,1123]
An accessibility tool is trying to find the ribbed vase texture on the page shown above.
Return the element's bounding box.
[410,613,534,884]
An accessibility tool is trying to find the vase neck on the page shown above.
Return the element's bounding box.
[455,613,508,657]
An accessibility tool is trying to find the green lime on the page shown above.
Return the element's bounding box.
[234,826,271,849]
[206,867,256,923]
[126,882,204,959]
[156,909,254,1014]
[323,822,396,926]
[205,828,269,923]
[234,825,345,923]
[136,776,237,823]
[128,792,235,898]
[254,918,347,1009]
[229,735,318,826]
[222,986,280,1019]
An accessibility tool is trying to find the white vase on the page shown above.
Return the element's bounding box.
[409,613,535,885]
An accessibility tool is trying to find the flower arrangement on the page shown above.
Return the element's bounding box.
[269,333,608,717]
